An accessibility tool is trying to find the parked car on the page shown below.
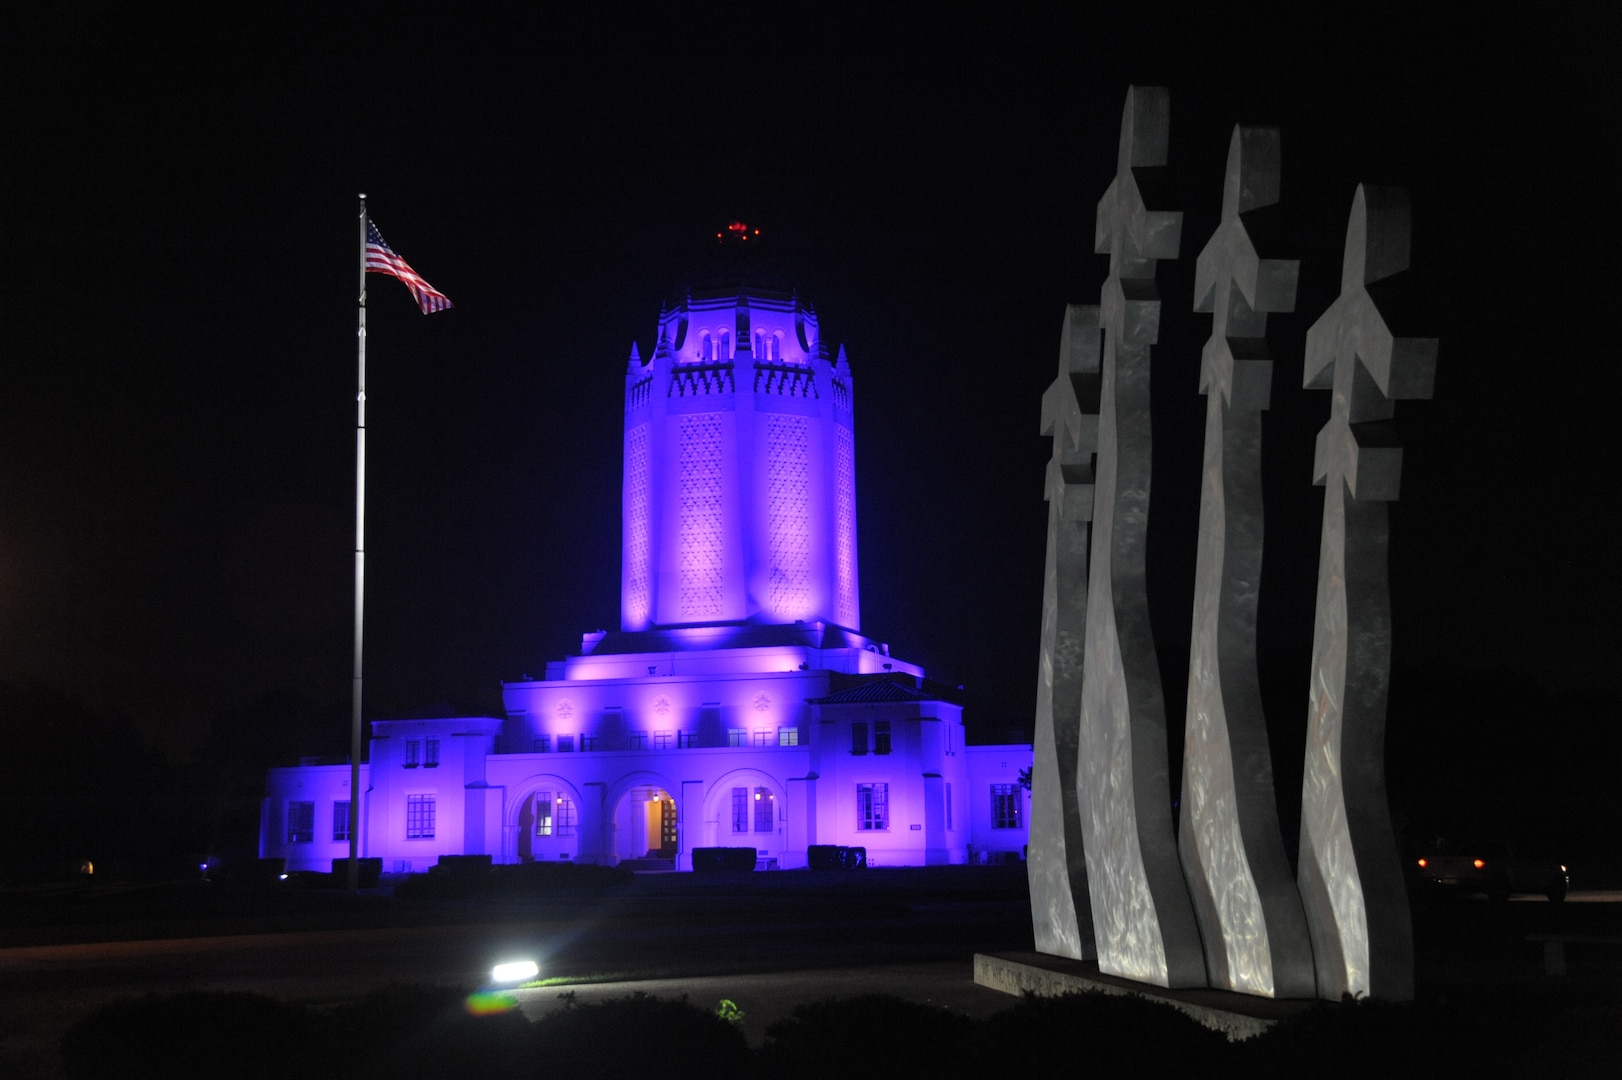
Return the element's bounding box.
[1413,840,1568,902]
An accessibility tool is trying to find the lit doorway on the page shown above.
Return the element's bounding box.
[614,786,676,862]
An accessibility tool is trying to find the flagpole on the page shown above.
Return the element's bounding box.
[349,195,367,893]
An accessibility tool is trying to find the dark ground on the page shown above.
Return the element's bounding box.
[4,866,1620,1077]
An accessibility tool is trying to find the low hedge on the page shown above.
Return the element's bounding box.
[692,847,758,873]
[807,845,867,870]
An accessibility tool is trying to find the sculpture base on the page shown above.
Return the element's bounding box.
[972,952,1312,1041]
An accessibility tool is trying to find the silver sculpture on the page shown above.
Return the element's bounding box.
[1178,126,1316,998]
[1029,304,1101,960]
[1076,85,1206,988]
[1297,184,1436,1001]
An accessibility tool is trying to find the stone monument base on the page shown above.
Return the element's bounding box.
[972,952,1313,1041]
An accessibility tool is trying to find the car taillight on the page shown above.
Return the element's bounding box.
[1473,859,1486,869]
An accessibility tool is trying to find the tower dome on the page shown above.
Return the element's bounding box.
[621,286,859,632]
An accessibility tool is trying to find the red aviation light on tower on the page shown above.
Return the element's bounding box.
[718,220,761,243]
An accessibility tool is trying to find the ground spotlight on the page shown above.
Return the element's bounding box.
[491,960,539,984]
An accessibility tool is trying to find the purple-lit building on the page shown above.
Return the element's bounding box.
[262,285,1031,873]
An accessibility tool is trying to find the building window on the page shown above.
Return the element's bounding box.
[558,735,576,753]
[728,728,746,747]
[406,795,436,840]
[653,731,673,749]
[533,735,551,753]
[556,796,577,837]
[678,731,697,748]
[857,783,888,831]
[424,738,440,768]
[752,730,771,747]
[287,801,314,844]
[753,787,774,833]
[731,787,748,834]
[992,784,1021,829]
[629,732,648,750]
[851,721,868,755]
[534,792,553,836]
[945,784,953,831]
[333,801,351,843]
[580,735,598,751]
[404,740,420,768]
[777,726,798,747]
[874,720,891,755]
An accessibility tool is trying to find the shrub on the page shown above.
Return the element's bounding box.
[974,991,1229,1073]
[328,857,383,887]
[758,994,973,1079]
[532,992,750,1080]
[60,991,315,1080]
[692,847,758,873]
[807,845,867,870]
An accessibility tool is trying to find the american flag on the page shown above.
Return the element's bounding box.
[365,219,454,314]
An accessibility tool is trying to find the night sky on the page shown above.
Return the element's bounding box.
[5,6,1618,844]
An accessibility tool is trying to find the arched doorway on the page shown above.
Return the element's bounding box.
[612,785,677,863]
[703,770,786,865]
[516,783,581,863]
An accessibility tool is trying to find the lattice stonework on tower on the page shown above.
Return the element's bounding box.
[677,413,725,619]
[764,415,812,618]
[624,424,652,626]
[834,425,857,628]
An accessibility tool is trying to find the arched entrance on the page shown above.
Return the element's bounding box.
[612,785,677,863]
[702,770,787,865]
[515,781,581,863]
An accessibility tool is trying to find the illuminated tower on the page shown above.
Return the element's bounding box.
[620,285,859,632]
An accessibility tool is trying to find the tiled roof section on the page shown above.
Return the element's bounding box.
[810,678,937,705]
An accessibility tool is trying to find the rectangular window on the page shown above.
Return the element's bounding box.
[628,732,648,750]
[728,729,746,747]
[558,735,576,753]
[753,787,774,833]
[534,792,553,836]
[580,735,599,751]
[945,784,953,831]
[287,801,314,843]
[424,738,440,768]
[731,787,749,833]
[333,801,351,843]
[678,731,697,748]
[752,730,771,747]
[777,726,798,747]
[851,722,868,755]
[992,784,1021,829]
[556,797,577,837]
[857,783,888,831]
[404,740,421,767]
[874,720,891,755]
[406,794,436,840]
[653,731,673,749]
[533,735,551,754]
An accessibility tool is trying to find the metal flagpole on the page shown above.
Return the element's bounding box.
[349,195,368,893]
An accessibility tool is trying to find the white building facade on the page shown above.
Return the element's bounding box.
[263,284,1031,873]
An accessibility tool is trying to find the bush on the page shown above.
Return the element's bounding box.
[533,992,750,1080]
[60,991,315,1080]
[807,845,867,870]
[974,991,1228,1073]
[433,854,493,878]
[692,847,758,873]
[329,856,383,887]
[333,985,532,1079]
[394,858,632,900]
[758,994,973,1079]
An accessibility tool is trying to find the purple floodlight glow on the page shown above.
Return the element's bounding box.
[621,288,859,632]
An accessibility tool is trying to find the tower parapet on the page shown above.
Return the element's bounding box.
[622,287,859,633]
